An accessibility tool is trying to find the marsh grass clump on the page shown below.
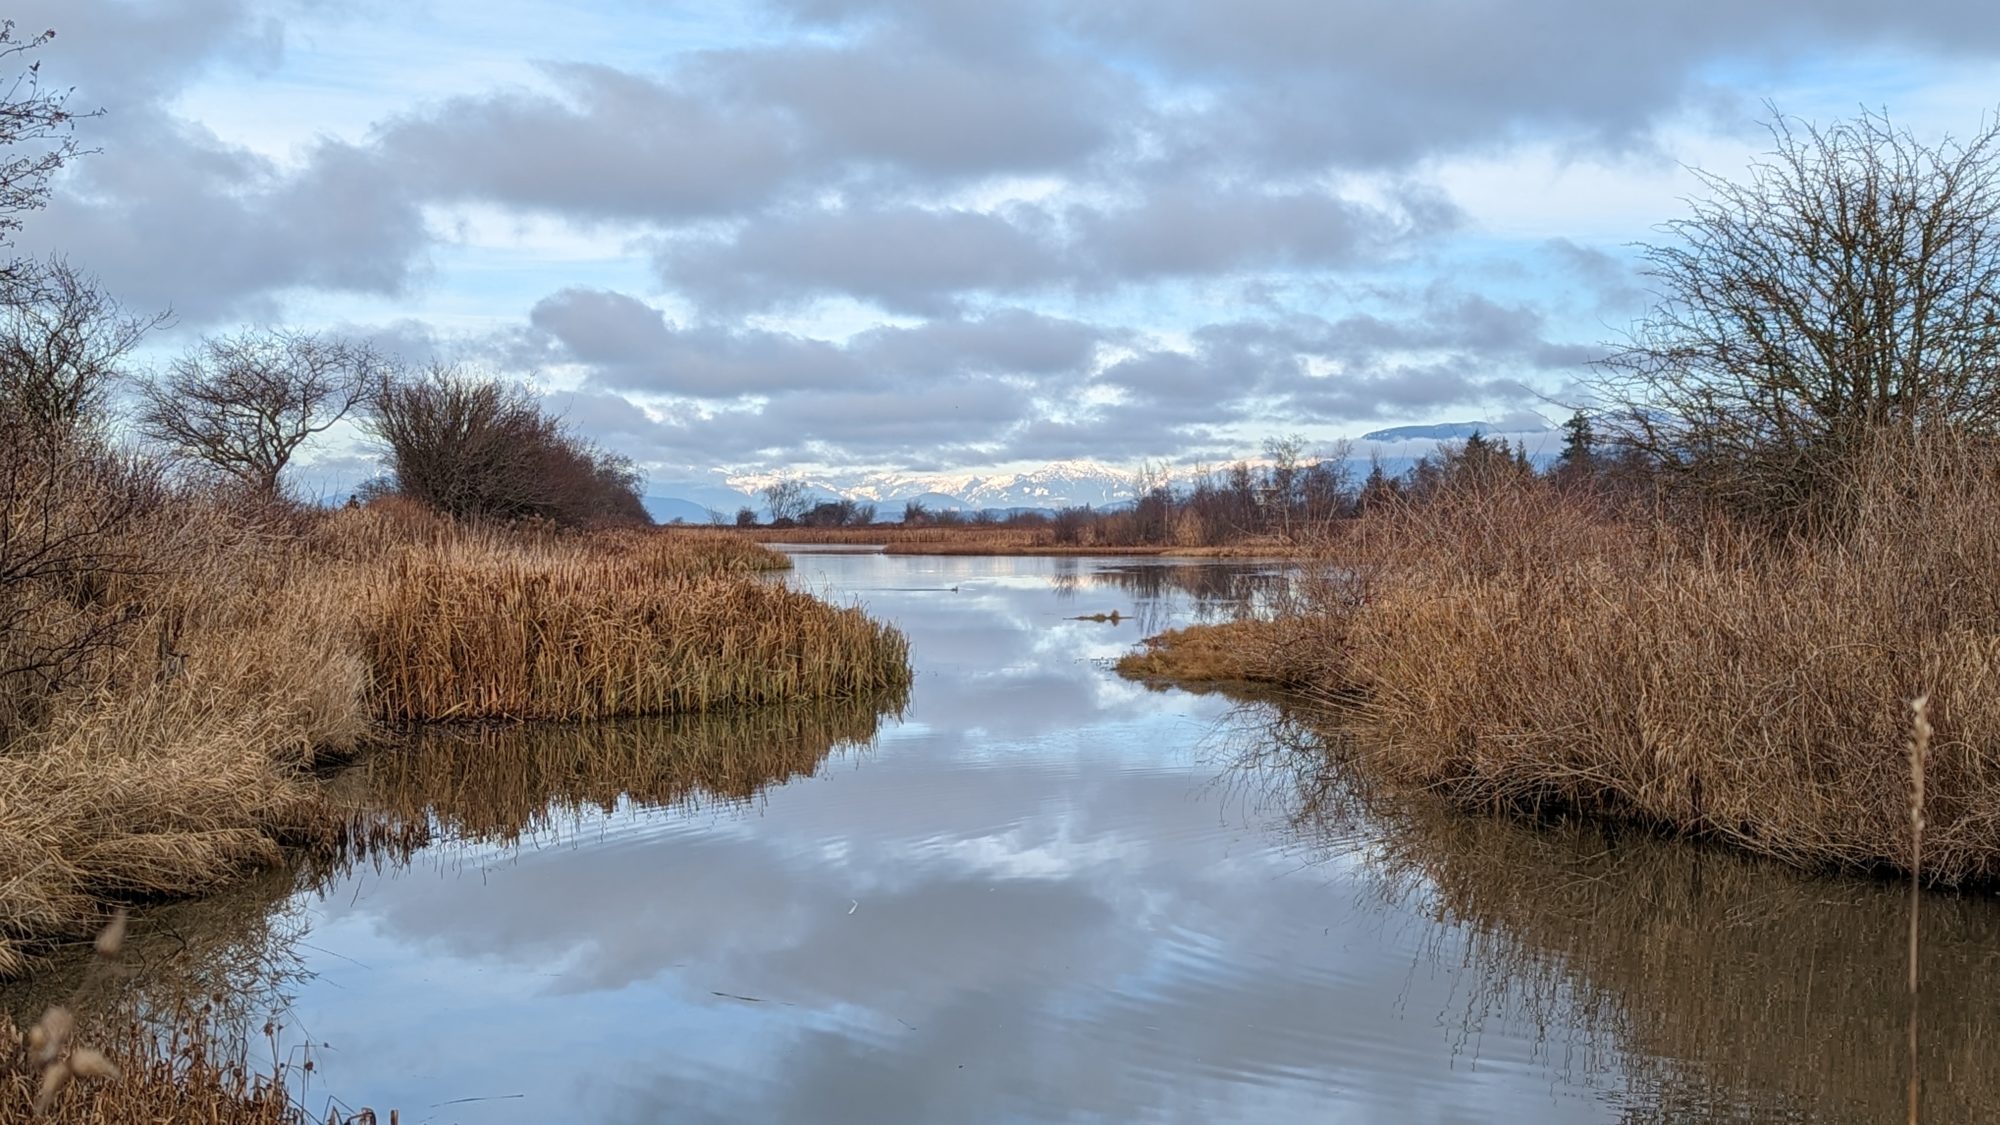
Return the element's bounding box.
[1,494,906,971]
[1283,429,2000,884]
[357,527,906,723]
[2,1007,302,1123]
[0,482,369,975]
[2,912,300,1122]
[1114,619,1307,687]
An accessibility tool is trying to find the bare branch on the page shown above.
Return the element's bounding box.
[1599,107,2000,522]
[137,330,391,497]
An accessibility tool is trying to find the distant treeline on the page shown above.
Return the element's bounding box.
[732,423,1615,547]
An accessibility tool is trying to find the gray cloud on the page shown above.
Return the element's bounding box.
[25,0,2000,475]
[1077,0,2000,169]
[531,290,1107,399]
[1069,182,1457,281]
[658,185,1454,315]
[506,278,1596,473]
[23,113,428,322]
[12,1,428,323]
[656,204,1066,315]
[376,63,803,223]
[700,32,1133,179]
[528,288,866,398]
[847,308,1108,379]
[13,0,286,108]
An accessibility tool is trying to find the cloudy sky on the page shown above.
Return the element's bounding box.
[11,0,2000,490]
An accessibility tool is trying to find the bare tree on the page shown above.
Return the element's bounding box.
[0,259,159,457]
[1600,108,2000,519]
[0,22,95,291]
[137,330,388,497]
[761,478,810,523]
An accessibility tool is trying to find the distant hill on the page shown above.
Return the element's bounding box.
[643,496,717,525]
[1358,421,1496,443]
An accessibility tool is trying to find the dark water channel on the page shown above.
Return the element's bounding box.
[11,551,2000,1123]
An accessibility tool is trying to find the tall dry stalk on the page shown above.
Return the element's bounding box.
[1285,429,2000,885]
[1908,692,1931,1125]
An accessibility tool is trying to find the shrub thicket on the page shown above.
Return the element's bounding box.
[366,364,650,528]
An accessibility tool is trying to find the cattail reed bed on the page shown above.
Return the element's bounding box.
[1,496,910,977]
[360,538,907,723]
[1259,431,2000,886]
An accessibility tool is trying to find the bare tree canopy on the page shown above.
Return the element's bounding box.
[1600,108,2000,518]
[0,22,92,286]
[0,259,158,456]
[760,478,810,523]
[137,329,389,497]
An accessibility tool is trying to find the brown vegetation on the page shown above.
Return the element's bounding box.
[1272,431,2000,883]
[359,524,906,723]
[1,911,305,1122]
[1248,724,2000,1125]
[1114,619,1311,687]
[0,489,908,974]
[2,1007,303,1123]
[365,364,651,527]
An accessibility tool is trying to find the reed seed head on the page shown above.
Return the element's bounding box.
[95,909,127,959]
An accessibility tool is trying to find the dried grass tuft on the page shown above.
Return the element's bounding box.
[1284,429,2000,884]
[2,500,908,972]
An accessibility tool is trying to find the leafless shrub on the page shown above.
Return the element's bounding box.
[364,364,648,528]
[1602,108,2000,524]
[0,260,158,459]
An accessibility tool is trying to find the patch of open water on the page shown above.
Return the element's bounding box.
[11,552,2000,1123]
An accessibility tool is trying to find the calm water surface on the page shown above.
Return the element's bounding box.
[14,551,2000,1123]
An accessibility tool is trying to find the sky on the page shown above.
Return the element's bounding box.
[10,0,2000,494]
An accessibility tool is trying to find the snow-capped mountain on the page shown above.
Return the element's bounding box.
[724,459,1139,511]
[642,427,1562,523]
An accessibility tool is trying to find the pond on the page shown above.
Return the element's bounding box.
[9,551,2000,1123]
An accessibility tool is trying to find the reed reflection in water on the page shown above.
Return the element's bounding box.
[1234,711,2000,1125]
[1047,560,1289,633]
[332,689,906,850]
[0,689,907,1099]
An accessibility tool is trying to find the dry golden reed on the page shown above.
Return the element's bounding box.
[2,1008,301,1123]
[356,526,908,723]
[1284,429,2000,884]
[1,497,909,974]
[1114,619,1304,686]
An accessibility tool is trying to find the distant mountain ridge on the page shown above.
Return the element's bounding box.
[723,459,1141,512]
[1359,421,1496,442]
[642,426,1563,522]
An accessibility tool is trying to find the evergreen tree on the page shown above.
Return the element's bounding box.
[1556,410,1597,481]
